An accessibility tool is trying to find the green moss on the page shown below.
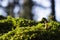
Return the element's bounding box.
[0,16,60,40]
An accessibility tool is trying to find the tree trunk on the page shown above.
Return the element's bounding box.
[19,0,34,20]
[51,0,56,21]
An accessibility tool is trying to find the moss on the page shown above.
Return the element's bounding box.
[0,16,60,40]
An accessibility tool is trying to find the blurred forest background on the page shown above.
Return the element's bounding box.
[0,0,60,22]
